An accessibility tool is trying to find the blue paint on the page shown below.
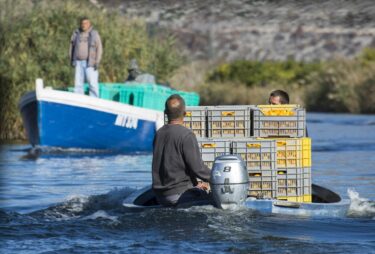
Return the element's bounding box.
[38,101,156,152]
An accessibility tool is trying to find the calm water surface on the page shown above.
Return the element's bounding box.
[0,113,374,253]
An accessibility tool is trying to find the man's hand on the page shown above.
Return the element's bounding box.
[197,181,210,191]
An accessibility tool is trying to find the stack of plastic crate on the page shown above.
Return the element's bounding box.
[251,104,311,202]
[165,104,311,203]
[99,83,122,102]
[119,83,200,111]
[231,139,277,199]
[274,138,311,202]
[180,106,279,199]
[67,82,199,111]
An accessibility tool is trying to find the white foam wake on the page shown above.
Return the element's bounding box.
[30,187,135,220]
[347,188,375,219]
[82,210,119,223]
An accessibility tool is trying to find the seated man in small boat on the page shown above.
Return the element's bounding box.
[152,94,211,207]
[268,89,309,136]
[268,89,289,105]
[125,59,156,84]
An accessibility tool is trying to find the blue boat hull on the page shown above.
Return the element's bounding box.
[38,101,156,152]
[19,80,164,152]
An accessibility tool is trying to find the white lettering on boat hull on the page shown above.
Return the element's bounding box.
[115,115,138,129]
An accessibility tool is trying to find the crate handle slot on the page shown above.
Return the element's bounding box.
[247,143,261,148]
[249,173,261,177]
[221,111,235,116]
[277,141,287,146]
[185,112,192,117]
[202,143,216,148]
[277,171,287,175]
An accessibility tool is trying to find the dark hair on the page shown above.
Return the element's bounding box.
[165,94,186,121]
[79,16,90,23]
[269,90,289,104]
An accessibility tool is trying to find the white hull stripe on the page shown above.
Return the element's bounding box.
[36,84,164,123]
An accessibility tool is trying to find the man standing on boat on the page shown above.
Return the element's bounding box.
[152,94,211,207]
[70,17,103,97]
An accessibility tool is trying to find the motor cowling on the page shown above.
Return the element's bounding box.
[210,155,249,209]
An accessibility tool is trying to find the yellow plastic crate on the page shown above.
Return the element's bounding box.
[274,137,311,168]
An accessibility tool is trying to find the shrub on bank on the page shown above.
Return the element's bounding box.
[201,49,375,113]
[305,56,375,113]
[207,59,322,87]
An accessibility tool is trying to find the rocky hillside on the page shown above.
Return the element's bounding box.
[96,0,375,61]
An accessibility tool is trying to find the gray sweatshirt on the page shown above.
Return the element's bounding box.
[152,124,211,197]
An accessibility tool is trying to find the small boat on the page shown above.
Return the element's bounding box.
[122,184,350,217]
[244,184,350,217]
[18,79,198,153]
[123,155,350,217]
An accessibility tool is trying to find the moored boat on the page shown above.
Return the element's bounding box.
[19,79,198,152]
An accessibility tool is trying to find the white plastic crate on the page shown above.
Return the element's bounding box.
[196,138,231,169]
[207,106,251,138]
[276,167,312,201]
[164,106,207,138]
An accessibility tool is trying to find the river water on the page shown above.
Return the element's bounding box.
[0,113,374,253]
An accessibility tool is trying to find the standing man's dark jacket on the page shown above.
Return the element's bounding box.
[152,124,211,197]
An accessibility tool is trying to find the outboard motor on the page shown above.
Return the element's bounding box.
[210,155,249,209]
